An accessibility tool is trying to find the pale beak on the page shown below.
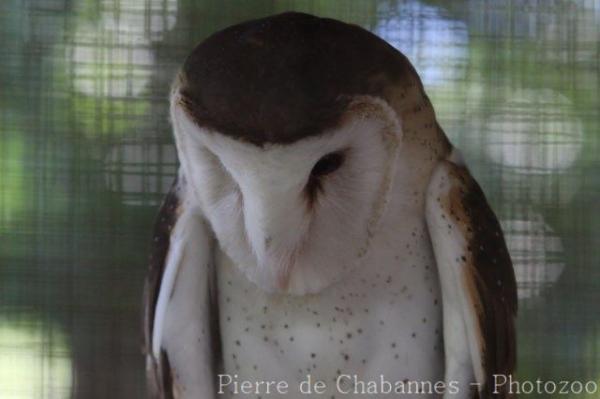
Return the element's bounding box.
[237,172,309,290]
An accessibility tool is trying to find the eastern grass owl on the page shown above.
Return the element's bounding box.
[143,12,517,399]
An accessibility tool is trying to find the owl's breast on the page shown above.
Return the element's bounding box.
[216,216,444,398]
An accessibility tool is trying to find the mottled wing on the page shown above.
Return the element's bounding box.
[143,174,220,398]
[425,154,517,399]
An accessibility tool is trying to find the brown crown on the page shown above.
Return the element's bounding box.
[177,12,421,146]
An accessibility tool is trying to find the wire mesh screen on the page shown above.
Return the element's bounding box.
[0,0,598,398]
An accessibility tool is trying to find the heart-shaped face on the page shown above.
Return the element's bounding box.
[171,95,401,295]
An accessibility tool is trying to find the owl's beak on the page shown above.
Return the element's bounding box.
[238,176,308,291]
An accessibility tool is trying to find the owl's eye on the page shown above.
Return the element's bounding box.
[310,151,345,178]
[305,151,346,206]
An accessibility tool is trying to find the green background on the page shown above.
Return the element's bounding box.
[0,0,598,398]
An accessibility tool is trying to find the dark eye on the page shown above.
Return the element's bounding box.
[310,151,345,178]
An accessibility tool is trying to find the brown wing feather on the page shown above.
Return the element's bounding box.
[142,177,181,399]
[442,161,518,398]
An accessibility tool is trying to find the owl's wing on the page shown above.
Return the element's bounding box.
[425,153,517,399]
[143,174,220,398]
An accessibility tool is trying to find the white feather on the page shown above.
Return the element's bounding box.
[152,232,185,358]
[426,157,485,398]
[162,208,216,397]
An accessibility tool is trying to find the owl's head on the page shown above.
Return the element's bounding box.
[169,13,442,295]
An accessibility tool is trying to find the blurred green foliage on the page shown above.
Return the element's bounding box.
[0,1,598,398]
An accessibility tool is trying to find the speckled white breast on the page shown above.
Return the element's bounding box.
[216,210,444,399]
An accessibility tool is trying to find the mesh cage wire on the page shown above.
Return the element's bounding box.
[0,0,599,398]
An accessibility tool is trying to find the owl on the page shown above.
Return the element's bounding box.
[143,12,517,399]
